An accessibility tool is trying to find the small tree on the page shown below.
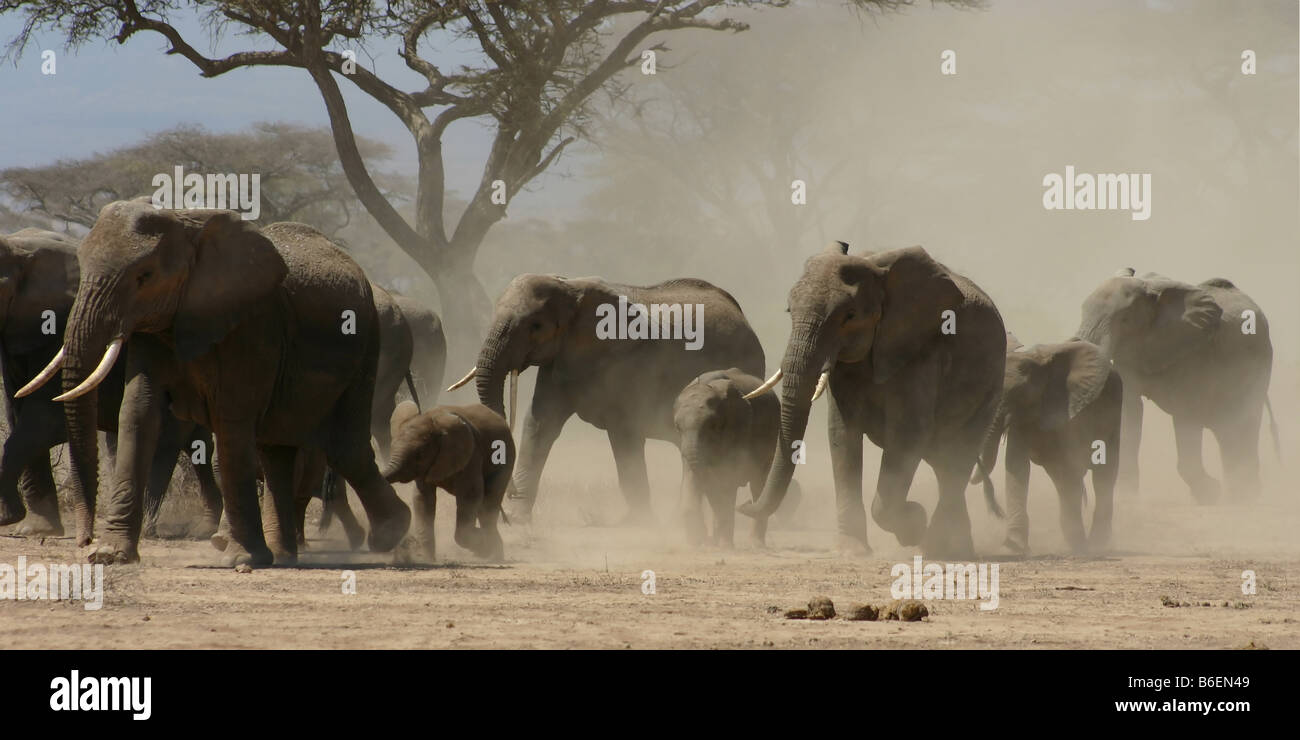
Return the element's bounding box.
[0,122,406,234]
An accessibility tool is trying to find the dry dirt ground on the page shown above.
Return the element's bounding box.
[2,455,1297,649]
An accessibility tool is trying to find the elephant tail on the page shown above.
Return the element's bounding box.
[975,457,1004,519]
[405,371,422,413]
[1265,396,1281,462]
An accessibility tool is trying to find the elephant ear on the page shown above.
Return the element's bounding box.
[428,412,477,481]
[1039,342,1112,430]
[0,236,77,356]
[868,246,965,384]
[174,212,288,362]
[1140,284,1222,375]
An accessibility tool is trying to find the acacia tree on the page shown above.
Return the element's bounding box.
[1,0,972,354]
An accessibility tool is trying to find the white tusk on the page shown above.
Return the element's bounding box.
[742,369,783,400]
[54,338,123,402]
[15,346,65,398]
[445,366,477,392]
[508,369,518,433]
[810,372,830,402]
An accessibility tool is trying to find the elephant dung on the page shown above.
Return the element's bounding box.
[845,603,880,621]
[882,599,928,622]
[807,596,836,620]
[784,608,810,620]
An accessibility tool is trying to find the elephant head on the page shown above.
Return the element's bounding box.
[15,200,287,545]
[674,374,753,469]
[975,340,1114,475]
[741,242,964,519]
[382,401,476,485]
[0,230,77,362]
[454,274,589,419]
[1076,269,1222,376]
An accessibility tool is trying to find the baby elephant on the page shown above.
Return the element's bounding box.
[673,368,786,547]
[972,336,1123,554]
[383,401,515,561]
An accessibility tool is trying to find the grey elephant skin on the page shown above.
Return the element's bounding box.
[673,368,786,547]
[0,229,221,539]
[741,243,1006,559]
[383,401,514,561]
[1076,270,1275,502]
[469,274,765,522]
[21,201,411,566]
[293,286,446,550]
[972,337,1122,554]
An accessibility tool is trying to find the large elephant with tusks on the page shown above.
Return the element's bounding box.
[740,243,1005,559]
[18,201,410,565]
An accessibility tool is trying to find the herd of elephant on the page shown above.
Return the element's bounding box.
[0,202,1278,566]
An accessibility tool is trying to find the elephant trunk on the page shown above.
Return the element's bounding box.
[59,277,124,546]
[972,402,1009,518]
[739,320,825,519]
[474,319,515,418]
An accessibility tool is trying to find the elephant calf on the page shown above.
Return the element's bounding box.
[383,402,514,561]
[972,336,1122,554]
[673,368,791,547]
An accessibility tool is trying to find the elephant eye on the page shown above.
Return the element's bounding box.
[137,270,152,286]
[531,321,543,332]
[844,310,856,322]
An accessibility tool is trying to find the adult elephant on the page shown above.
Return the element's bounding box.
[970,335,1123,553]
[17,201,410,565]
[0,228,221,538]
[392,292,446,409]
[454,274,765,522]
[1075,269,1275,502]
[740,243,1006,559]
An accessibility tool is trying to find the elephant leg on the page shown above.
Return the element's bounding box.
[924,457,977,561]
[870,447,926,548]
[1003,429,1032,555]
[325,471,366,551]
[93,371,165,564]
[414,479,438,560]
[16,459,63,536]
[452,473,488,556]
[290,449,326,548]
[0,408,59,527]
[1173,416,1219,504]
[478,467,508,562]
[705,485,737,549]
[211,425,274,567]
[507,388,571,520]
[188,427,222,539]
[1044,464,1087,553]
[608,427,654,525]
[324,439,410,554]
[1088,460,1116,552]
[679,466,708,546]
[1117,386,1143,496]
[1213,408,1262,501]
[256,445,300,564]
[141,411,188,539]
[829,402,868,554]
